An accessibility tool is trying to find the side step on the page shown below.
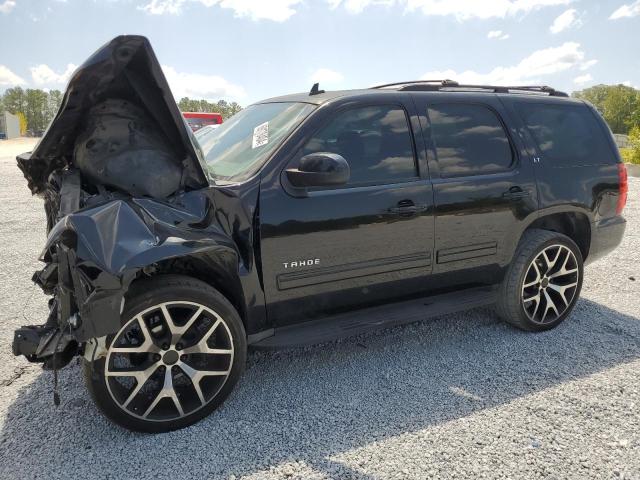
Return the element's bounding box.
[251,286,497,349]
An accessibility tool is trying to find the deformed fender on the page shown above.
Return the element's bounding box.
[43,190,243,343]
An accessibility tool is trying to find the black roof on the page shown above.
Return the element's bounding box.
[257,80,577,107]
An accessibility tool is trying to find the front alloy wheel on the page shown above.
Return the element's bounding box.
[105,301,234,421]
[84,275,246,432]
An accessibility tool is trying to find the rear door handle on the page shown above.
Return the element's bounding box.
[502,186,530,200]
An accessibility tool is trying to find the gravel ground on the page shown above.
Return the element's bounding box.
[0,138,639,480]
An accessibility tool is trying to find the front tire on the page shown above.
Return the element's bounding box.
[83,275,246,433]
[497,229,584,332]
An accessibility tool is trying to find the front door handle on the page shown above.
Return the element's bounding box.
[388,200,428,215]
[502,186,530,200]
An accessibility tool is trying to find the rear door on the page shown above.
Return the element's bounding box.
[258,96,435,326]
[413,93,538,284]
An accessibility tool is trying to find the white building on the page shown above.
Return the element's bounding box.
[0,111,20,139]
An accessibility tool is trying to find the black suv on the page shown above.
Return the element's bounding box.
[13,36,627,432]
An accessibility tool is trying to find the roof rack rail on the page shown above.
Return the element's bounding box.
[371,79,460,89]
[370,80,568,97]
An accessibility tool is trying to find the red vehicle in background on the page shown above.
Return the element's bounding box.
[182,112,223,131]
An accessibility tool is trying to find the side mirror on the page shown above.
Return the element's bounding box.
[286,152,350,188]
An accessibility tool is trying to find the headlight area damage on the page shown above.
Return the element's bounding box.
[13,193,241,369]
[12,35,252,374]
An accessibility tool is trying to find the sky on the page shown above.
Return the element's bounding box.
[0,0,639,106]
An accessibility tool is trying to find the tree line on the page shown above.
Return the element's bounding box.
[177,97,243,119]
[0,86,243,135]
[1,87,63,135]
[2,83,638,138]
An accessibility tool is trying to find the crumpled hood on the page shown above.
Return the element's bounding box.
[17,35,210,197]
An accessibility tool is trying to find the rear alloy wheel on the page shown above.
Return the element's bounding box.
[496,229,584,331]
[84,275,246,432]
[521,244,579,325]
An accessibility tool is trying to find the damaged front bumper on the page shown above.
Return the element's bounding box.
[12,239,130,369]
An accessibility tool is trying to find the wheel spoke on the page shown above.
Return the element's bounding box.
[143,367,184,418]
[161,304,204,344]
[180,318,232,355]
[523,292,541,321]
[541,289,560,323]
[121,362,160,408]
[523,262,541,289]
[110,316,160,354]
[178,361,230,405]
[547,281,578,306]
[548,250,578,279]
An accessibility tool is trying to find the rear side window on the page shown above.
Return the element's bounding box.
[515,102,616,166]
[301,105,417,185]
[427,103,513,178]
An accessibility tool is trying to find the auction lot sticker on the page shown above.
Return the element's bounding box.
[252,122,269,148]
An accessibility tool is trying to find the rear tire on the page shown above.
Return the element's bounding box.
[83,275,246,433]
[496,229,583,332]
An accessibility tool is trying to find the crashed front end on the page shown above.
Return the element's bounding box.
[12,202,139,368]
[11,35,232,371]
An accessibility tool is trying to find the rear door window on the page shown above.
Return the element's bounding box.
[427,103,514,178]
[515,102,616,166]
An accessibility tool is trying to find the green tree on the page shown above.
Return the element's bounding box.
[177,96,242,120]
[178,97,200,112]
[573,84,639,134]
[16,111,27,136]
[46,89,63,125]
[24,88,49,133]
[622,126,640,164]
[2,87,27,115]
[628,91,640,129]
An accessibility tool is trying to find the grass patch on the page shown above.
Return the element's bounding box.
[620,148,640,165]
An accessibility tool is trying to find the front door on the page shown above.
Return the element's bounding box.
[259,100,435,326]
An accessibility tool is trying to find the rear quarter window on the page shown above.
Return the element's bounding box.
[515,102,617,167]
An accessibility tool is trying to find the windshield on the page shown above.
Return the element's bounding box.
[196,102,316,181]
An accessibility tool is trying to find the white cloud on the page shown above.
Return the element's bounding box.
[140,0,183,14]
[0,65,25,86]
[573,73,592,85]
[0,0,16,14]
[309,68,344,85]
[580,59,598,71]
[422,42,588,85]
[161,65,246,101]
[550,8,581,33]
[327,0,395,14]
[139,0,302,21]
[330,0,572,20]
[30,64,77,86]
[487,30,509,39]
[609,0,640,19]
